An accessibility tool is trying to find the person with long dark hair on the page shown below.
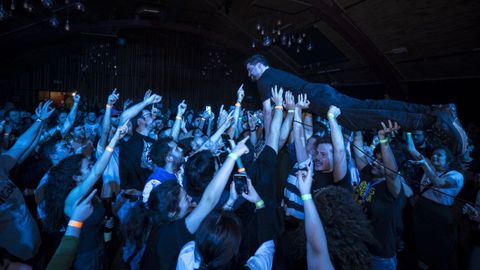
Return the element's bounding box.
[134,136,250,270]
[43,121,129,270]
[407,133,464,270]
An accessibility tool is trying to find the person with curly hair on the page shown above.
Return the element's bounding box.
[43,121,128,270]
[315,184,378,269]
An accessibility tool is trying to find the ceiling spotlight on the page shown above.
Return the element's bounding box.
[41,0,54,9]
[296,45,300,53]
[256,23,261,31]
[49,16,59,28]
[251,41,256,48]
[10,0,15,10]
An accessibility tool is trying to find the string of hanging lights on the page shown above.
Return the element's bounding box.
[251,19,313,53]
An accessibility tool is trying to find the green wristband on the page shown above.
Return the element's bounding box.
[301,194,312,201]
[255,200,265,209]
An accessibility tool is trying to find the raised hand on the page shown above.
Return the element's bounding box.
[145,93,162,105]
[297,162,314,196]
[73,92,81,104]
[378,120,401,138]
[143,89,152,102]
[107,88,120,105]
[71,189,97,222]
[327,105,341,119]
[123,98,133,110]
[237,84,245,103]
[221,110,235,129]
[270,85,284,107]
[231,135,250,157]
[296,93,310,110]
[284,91,295,111]
[115,120,130,139]
[177,100,187,116]
[228,181,239,202]
[37,100,56,121]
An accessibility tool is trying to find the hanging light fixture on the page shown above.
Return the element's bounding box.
[49,15,59,28]
[41,0,54,9]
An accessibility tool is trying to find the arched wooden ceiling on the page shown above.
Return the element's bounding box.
[1,0,479,99]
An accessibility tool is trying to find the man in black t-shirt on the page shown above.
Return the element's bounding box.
[245,54,468,155]
[352,122,405,270]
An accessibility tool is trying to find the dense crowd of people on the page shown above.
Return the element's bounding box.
[0,57,479,270]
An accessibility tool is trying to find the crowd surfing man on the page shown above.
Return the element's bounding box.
[245,54,468,155]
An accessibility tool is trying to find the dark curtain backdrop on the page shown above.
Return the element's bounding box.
[3,29,258,113]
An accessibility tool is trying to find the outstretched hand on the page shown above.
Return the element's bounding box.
[297,162,313,195]
[284,91,295,111]
[327,105,341,119]
[237,84,245,103]
[71,189,97,222]
[107,88,120,105]
[271,85,284,107]
[379,120,401,138]
[231,135,250,157]
[73,92,81,104]
[36,100,56,121]
[296,93,310,110]
[115,120,130,139]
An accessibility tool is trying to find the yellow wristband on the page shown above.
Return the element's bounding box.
[255,200,265,209]
[106,146,114,152]
[274,105,283,109]
[201,117,206,121]
[238,167,246,173]
[106,104,113,108]
[228,153,238,160]
[176,116,182,120]
[235,103,241,107]
[379,138,389,144]
[68,220,83,229]
[327,113,335,119]
[301,194,312,201]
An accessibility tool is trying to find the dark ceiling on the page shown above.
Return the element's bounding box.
[1,0,479,98]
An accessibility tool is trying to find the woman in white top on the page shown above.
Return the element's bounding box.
[406,132,464,270]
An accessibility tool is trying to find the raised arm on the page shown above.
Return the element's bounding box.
[64,122,129,217]
[197,111,234,153]
[297,165,334,270]
[185,136,249,233]
[327,106,348,182]
[293,94,310,163]
[267,85,284,153]
[227,84,244,138]
[405,131,423,160]
[410,158,458,188]
[6,101,55,162]
[262,99,272,140]
[60,93,80,137]
[171,100,187,141]
[98,89,119,149]
[247,112,258,146]
[352,131,369,171]
[378,121,402,197]
[279,91,295,149]
[119,90,162,125]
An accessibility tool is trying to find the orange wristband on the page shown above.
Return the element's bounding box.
[274,105,283,109]
[68,220,83,229]
[235,103,241,107]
